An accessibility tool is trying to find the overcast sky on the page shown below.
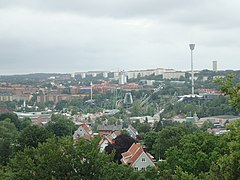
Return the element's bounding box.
[0,0,240,74]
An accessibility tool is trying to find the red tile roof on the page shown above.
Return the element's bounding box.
[0,108,10,113]
[129,147,144,165]
[128,143,140,155]
[121,143,155,166]
[81,123,90,132]
[99,135,114,145]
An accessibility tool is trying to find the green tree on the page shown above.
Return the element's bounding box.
[18,125,52,149]
[0,119,19,165]
[138,123,151,134]
[0,113,21,130]
[105,134,136,163]
[18,117,32,131]
[209,120,240,180]
[154,126,188,159]
[173,167,197,180]
[143,131,158,155]
[216,73,240,111]
[46,114,77,137]
[55,100,68,111]
[131,101,143,116]
[7,137,139,180]
[166,131,227,176]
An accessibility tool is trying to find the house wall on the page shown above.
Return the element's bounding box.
[100,139,109,152]
[127,128,136,139]
[132,153,154,171]
[98,130,113,137]
[73,126,88,140]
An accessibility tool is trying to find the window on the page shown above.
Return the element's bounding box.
[134,167,138,171]
[142,158,146,162]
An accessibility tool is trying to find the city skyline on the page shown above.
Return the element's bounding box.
[1,0,240,74]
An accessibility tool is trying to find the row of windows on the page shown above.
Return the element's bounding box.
[134,167,146,171]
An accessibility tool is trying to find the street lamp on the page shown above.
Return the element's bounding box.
[189,44,195,95]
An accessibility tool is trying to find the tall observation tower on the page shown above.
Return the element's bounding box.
[189,44,195,95]
[178,44,202,102]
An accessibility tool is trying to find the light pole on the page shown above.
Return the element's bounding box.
[189,44,195,95]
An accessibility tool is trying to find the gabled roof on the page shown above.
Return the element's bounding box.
[129,147,144,165]
[73,123,93,140]
[127,125,138,135]
[128,143,140,155]
[111,130,121,137]
[121,143,155,166]
[99,135,114,145]
[81,123,91,133]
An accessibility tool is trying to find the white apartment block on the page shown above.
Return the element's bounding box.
[127,71,140,79]
[127,69,155,79]
[103,72,109,78]
[154,68,165,76]
[162,71,185,79]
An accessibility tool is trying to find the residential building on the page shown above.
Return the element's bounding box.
[127,71,140,79]
[103,72,109,78]
[97,125,122,137]
[0,93,13,101]
[31,115,51,126]
[207,128,229,135]
[162,71,185,79]
[154,68,165,76]
[110,130,121,139]
[126,125,139,140]
[12,94,32,101]
[121,143,155,171]
[119,71,127,85]
[195,115,240,128]
[73,123,92,141]
[99,135,114,152]
[213,61,218,72]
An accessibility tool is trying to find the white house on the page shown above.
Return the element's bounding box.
[99,136,114,152]
[73,123,92,141]
[121,143,155,171]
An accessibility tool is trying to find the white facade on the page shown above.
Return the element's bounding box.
[73,125,90,140]
[113,72,119,80]
[133,152,155,171]
[163,71,185,79]
[164,69,175,73]
[90,73,97,77]
[127,69,154,79]
[119,71,127,85]
[213,61,217,72]
[103,72,109,78]
[127,71,140,79]
[81,73,86,79]
[99,139,110,152]
[154,68,165,75]
[140,70,155,77]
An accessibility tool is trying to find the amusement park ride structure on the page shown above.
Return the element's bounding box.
[112,83,178,119]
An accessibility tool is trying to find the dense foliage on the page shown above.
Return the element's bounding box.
[0,74,240,179]
[0,111,239,179]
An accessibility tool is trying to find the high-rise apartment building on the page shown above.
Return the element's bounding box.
[212,61,217,72]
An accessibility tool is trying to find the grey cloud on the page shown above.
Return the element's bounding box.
[0,0,202,17]
[0,0,240,74]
